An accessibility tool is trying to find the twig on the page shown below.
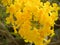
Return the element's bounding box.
[0,4,4,8]
[55,23,60,27]
[0,29,19,45]
[0,22,19,45]
[49,40,60,45]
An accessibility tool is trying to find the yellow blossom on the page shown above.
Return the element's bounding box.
[1,0,60,45]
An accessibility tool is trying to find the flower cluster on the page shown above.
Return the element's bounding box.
[1,0,60,45]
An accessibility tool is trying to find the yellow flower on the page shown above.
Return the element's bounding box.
[52,3,59,11]
[50,12,58,21]
[6,14,14,24]
[3,0,59,45]
[6,4,17,14]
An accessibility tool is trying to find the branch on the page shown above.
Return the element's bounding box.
[0,22,19,45]
[49,40,60,45]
